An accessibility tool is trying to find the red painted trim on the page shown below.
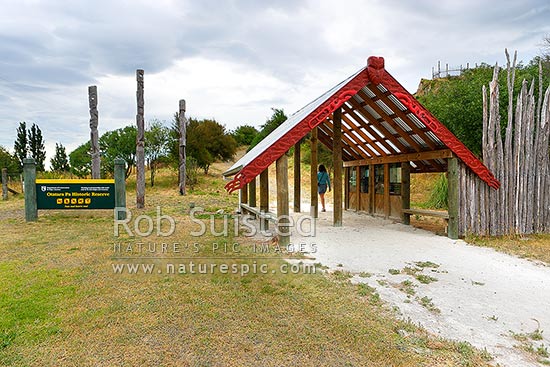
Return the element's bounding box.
[367,58,500,189]
[225,68,370,193]
[225,56,500,193]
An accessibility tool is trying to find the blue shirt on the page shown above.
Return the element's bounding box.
[317,171,330,187]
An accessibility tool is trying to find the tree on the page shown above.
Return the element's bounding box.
[69,142,91,177]
[248,108,287,150]
[232,125,259,146]
[0,146,19,178]
[13,121,27,171]
[145,120,170,186]
[50,143,70,172]
[28,123,46,171]
[99,125,137,178]
[416,59,550,156]
[187,118,237,174]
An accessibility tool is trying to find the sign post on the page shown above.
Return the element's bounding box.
[23,158,38,221]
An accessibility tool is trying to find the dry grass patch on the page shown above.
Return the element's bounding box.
[0,166,493,366]
[467,234,550,265]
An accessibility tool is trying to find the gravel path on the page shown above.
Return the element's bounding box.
[291,209,550,367]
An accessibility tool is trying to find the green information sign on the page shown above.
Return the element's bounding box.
[36,179,115,210]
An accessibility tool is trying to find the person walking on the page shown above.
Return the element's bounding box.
[317,164,331,212]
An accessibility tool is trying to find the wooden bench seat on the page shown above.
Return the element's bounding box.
[402,208,449,220]
[240,203,277,222]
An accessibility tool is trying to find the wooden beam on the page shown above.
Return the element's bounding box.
[343,149,452,167]
[276,153,290,246]
[401,162,411,225]
[368,86,438,150]
[321,119,364,160]
[317,124,354,161]
[447,157,459,239]
[358,90,425,153]
[260,169,269,231]
[383,163,390,219]
[340,113,387,157]
[345,97,425,167]
[310,128,318,218]
[357,90,445,172]
[333,107,343,227]
[293,142,301,213]
[346,96,410,153]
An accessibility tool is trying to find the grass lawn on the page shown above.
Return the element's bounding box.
[0,165,492,366]
[467,234,550,265]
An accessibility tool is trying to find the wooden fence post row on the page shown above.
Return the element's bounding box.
[459,52,549,236]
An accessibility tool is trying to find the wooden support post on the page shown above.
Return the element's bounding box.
[369,164,374,214]
[344,167,349,210]
[240,183,248,212]
[178,99,187,195]
[248,177,256,207]
[401,162,411,225]
[310,127,318,218]
[23,158,37,222]
[248,177,257,219]
[447,157,459,239]
[114,158,127,220]
[293,142,301,213]
[260,169,269,231]
[384,163,390,219]
[2,168,7,200]
[88,85,101,179]
[355,166,361,211]
[135,69,145,208]
[333,107,343,227]
[276,153,290,246]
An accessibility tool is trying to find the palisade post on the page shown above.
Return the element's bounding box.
[276,153,290,246]
[178,99,187,195]
[401,162,411,225]
[135,69,145,208]
[88,85,101,179]
[23,158,37,222]
[332,108,343,227]
[2,168,8,200]
[447,157,459,239]
[293,142,301,212]
[260,169,269,231]
[114,158,127,220]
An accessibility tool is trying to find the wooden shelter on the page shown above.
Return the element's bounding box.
[223,56,500,241]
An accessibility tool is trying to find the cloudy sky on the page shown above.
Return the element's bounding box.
[0,0,549,165]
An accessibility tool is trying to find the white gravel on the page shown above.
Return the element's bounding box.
[289,209,550,367]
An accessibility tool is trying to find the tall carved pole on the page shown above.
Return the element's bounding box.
[88,86,100,179]
[178,99,187,195]
[136,69,145,208]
